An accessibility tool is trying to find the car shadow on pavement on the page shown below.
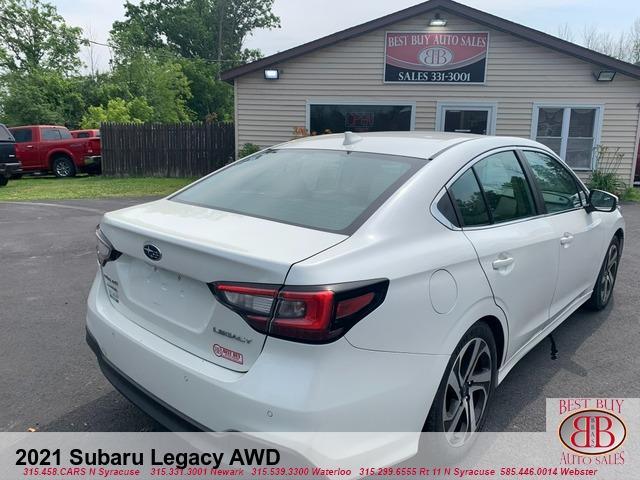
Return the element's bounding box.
[39,390,166,432]
[483,299,617,432]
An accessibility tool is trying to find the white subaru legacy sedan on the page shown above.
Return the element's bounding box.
[86,132,624,440]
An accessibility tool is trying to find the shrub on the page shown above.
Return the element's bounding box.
[620,187,640,202]
[238,143,262,158]
[588,146,626,195]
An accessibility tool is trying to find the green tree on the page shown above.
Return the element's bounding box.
[111,0,279,65]
[0,69,84,126]
[109,0,279,121]
[109,53,194,123]
[80,97,154,128]
[178,58,233,121]
[0,0,85,73]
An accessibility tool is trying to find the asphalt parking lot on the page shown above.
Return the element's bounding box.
[0,198,638,432]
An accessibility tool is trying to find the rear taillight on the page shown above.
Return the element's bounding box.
[209,279,389,344]
[96,226,121,266]
[87,138,100,154]
[213,283,279,332]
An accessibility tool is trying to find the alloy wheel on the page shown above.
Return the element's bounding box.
[442,337,493,446]
[600,243,618,305]
[55,160,71,177]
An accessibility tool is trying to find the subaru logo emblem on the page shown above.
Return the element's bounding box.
[143,243,162,261]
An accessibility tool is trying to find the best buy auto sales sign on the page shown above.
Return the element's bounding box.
[384,31,489,83]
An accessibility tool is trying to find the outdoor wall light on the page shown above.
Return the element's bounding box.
[429,13,447,26]
[595,70,616,82]
[264,69,280,80]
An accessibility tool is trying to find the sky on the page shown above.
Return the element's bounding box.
[50,0,639,72]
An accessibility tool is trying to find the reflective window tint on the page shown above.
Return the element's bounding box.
[473,151,536,223]
[448,169,490,226]
[523,151,582,213]
[42,129,62,141]
[11,129,32,142]
[173,149,421,233]
[309,104,412,135]
[58,129,72,139]
[436,191,460,227]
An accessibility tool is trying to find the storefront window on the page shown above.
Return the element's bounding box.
[534,106,601,170]
[309,104,413,135]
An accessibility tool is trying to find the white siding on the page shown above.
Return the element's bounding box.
[235,12,640,183]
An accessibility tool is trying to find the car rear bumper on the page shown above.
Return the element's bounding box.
[86,271,448,460]
[84,155,101,166]
[0,162,22,176]
[86,328,207,432]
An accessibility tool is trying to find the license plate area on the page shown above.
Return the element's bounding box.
[123,258,214,332]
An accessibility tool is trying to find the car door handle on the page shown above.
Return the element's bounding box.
[492,257,514,270]
[560,233,574,246]
[25,145,34,149]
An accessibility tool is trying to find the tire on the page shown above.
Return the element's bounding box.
[52,156,76,178]
[0,176,8,187]
[423,322,498,447]
[585,236,621,311]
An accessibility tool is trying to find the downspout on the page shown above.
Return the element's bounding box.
[234,79,239,160]
[632,101,640,186]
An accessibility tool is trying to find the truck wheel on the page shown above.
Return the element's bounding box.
[0,176,8,187]
[52,156,76,178]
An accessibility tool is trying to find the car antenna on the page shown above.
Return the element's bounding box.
[548,334,558,360]
[343,131,363,146]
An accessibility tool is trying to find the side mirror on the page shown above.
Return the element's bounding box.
[586,189,618,213]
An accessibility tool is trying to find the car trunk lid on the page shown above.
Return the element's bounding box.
[99,199,346,372]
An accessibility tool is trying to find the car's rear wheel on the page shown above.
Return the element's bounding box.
[424,322,497,447]
[52,156,76,178]
[586,236,620,311]
[0,176,8,187]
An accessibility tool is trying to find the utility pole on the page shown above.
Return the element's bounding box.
[217,0,225,80]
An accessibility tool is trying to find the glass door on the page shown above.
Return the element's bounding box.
[437,104,496,135]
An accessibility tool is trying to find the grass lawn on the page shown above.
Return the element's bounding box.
[0,175,197,201]
[621,187,640,202]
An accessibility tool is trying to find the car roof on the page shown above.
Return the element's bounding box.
[275,131,543,160]
[9,125,67,129]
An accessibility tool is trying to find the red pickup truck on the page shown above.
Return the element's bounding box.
[9,125,101,177]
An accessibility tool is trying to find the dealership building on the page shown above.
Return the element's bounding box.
[222,0,640,184]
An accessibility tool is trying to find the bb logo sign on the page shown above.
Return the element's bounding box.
[385,31,488,83]
[418,47,453,66]
[559,409,627,455]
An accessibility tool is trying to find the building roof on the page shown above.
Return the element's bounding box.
[222,0,640,82]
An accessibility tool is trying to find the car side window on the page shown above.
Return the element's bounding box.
[522,150,583,213]
[11,129,32,143]
[42,129,62,141]
[448,169,490,226]
[435,190,460,227]
[0,125,13,142]
[58,129,72,139]
[473,151,536,224]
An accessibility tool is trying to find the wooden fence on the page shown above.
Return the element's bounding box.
[101,122,235,177]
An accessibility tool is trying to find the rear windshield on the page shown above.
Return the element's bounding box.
[0,125,14,142]
[172,148,423,234]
